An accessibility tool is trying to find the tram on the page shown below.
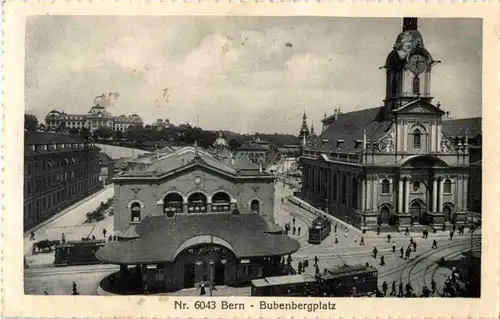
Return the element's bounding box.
[54,239,107,267]
[251,264,378,297]
[308,215,332,244]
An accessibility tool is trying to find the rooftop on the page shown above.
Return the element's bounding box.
[25,131,87,145]
[96,214,300,264]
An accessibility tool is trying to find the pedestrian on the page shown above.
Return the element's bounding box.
[344,228,348,237]
[405,247,411,260]
[400,246,404,258]
[380,256,385,266]
[442,223,446,232]
[431,279,436,293]
[103,228,107,238]
[376,225,380,235]
[410,237,414,245]
[199,282,206,296]
[92,235,96,240]
[281,198,284,204]
[382,281,388,296]
[452,224,456,232]
[449,230,454,240]
[30,231,35,241]
[391,281,396,296]
[412,241,417,252]
[72,281,79,295]
[360,236,365,246]
[61,233,66,244]
[398,282,404,297]
[298,260,303,273]
[292,226,296,235]
[392,241,396,252]
[304,259,308,269]
[113,234,117,241]
[292,217,296,226]
[315,265,320,275]
[387,234,391,243]
[335,234,339,244]
[334,223,338,232]
[425,229,429,238]
[108,235,112,242]
[432,239,438,249]
[287,254,292,265]
[373,247,378,259]
[433,226,437,234]
[298,227,301,236]
[314,256,318,266]
[422,229,426,239]
[405,227,409,236]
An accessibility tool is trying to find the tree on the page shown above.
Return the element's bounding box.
[79,127,91,140]
[114,130,123,140]
[229,139,241,151]
[24,114,38,131]
[93,126,113,139]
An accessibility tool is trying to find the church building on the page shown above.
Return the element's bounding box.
[96,145,299,293]
[300,18,479,231]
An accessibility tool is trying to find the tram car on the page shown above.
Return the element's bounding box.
[308,215,332,244]
[251,264,378,297]
[53,239,107,267]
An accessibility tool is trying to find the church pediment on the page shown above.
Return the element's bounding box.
[393,100,445,115]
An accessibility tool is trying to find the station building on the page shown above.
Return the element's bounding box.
[96,146,299,292]
[300,18,481,230]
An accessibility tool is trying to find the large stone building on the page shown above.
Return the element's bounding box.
[234,135,271,165]
[300,18,481,231]
[96,146,299,292]
[45,104,143,134]
[24,131,101,230]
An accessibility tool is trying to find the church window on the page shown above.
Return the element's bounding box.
[412,181,420,192]
[413,129,422,150]
[131,202,141,222]
[250,199,260,213]
[443,179,452,194]
[381,179,390,194]
[413,76,420,94]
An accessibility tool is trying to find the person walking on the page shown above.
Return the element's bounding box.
[30,231,35,241]
[442,223,446,231]
[390,281,397,296]
[382,281,388,296]
[380,256,385,266]
[335,234,339,244]
[452,224,456,232]
[392,241,396,252]
[315,265,320,275]
[398,282,404,297]
[410,237,414,245]
[334,223,338,233]
[449,230,454,240]
[387,234,391,243]
[292,226,296,235]
[103,228,107,238]
[400,246,404,258]
[431,279,436,293]
[376,225,380,235]
[298,260,303,274]
[373,247,378,259]
[344,228,348,237]
[432,239,438,249]
[412,241,417,252]
[405,227,409,236]
[61,233,66,244]
[314,256,319,266]
[199,282,206,296]
[360,236,365,246]
[298,227,301,236]
[405,246,411,260]
[292,217,296,226]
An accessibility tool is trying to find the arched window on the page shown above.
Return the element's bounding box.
[250,199,260,213]
[212,192,231,213]
[188,193,207,213]
[164,193,183,216]
[413,129,421,150]
[131,202,141,222]
[443,179,452,194]
[382,179,390,194]
[412,75,420,94]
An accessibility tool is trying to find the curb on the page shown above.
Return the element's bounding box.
[24,184,114,236]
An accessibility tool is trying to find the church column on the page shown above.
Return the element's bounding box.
[398,178,403,213]
[361,178,366,211]
[403,122,407,152]
[372,176,377,213]
[404,176,410,213]
[366,176,372,212]
[432,177,438,212]
[438,178,444,213]
[463,175,469,211]
[456,176,462,211]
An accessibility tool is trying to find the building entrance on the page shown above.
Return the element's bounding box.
[184,263,195,288]
[214,263,225,285]
[409,201,424,224]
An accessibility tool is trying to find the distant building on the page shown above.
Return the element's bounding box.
[98,153,115,186]
[300,18,481,230]
[277,144,301,159]
[234,134,270,165]
[96,146,298,292]
[151,118,173,131]
[24,131,101,230]
[45,105,143,134]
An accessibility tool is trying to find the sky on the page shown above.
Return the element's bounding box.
[25,17,482,134]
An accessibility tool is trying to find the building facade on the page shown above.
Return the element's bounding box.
[96,146,299,292]
[300,18,479,230]
[24,131,101,230]
[45,105,143,134]
[98,152,115,187]
[234,135,271,165]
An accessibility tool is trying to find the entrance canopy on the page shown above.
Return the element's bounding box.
[96,214,300,265]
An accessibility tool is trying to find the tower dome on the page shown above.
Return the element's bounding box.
[213,130,229,148]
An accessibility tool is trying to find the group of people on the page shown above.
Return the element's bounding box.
[283,217,302,236]
[376,280,435,298]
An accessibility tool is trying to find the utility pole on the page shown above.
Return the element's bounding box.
[209,235,214,296]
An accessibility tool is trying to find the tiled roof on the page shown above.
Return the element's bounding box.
[25,131,86,145]
[96,214,300,264]
[442,117,482,138]
[310,107,391,153]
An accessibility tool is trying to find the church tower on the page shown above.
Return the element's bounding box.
[298,112,310,152]
[383,18,438,113]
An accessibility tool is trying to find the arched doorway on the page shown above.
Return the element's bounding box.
[250,199,260,213]
[164,193,183,216]
[379,205,391,225]
[409,200,424,224]
[188,193,207,213]
[443,204,454,222]
[212,192,231,212]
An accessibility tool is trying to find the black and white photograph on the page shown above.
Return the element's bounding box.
[2,3,498,318]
